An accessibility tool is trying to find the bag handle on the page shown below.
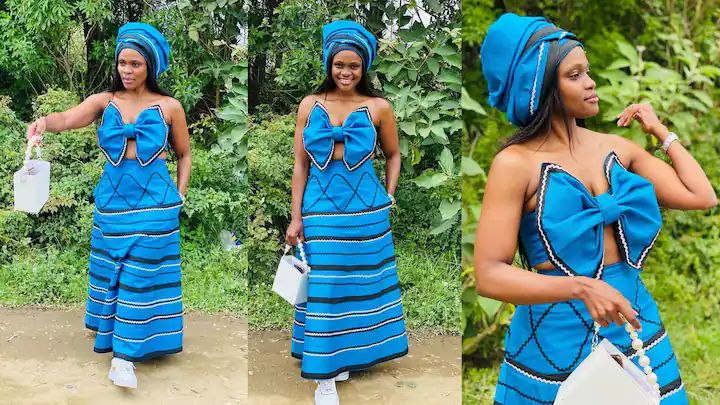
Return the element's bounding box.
[284,240,311,272]
[592,319,660,395]
[23,139,43,167]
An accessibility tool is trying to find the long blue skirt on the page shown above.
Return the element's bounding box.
[495,261,687,404]
[291,159,409,379]
[84,159,185,362]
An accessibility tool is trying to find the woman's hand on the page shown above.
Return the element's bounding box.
[285,218,304,245]
[616,103,669,141]
[574,276,642,330]
[26,118,47,145]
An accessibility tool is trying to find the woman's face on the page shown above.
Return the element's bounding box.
[557,47,598,119]
[331,50,363,91]
[117,48,149,91]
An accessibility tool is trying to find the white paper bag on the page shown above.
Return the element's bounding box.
[272,242,310,305]
[14,143,50,215]
[555,339,660,405]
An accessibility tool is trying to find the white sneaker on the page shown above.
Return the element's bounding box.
[334,371,350,382]
[108,357,137,389]
[314,378,340,405]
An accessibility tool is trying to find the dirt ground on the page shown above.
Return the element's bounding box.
[249,330,461,404]
[0,306,247,405]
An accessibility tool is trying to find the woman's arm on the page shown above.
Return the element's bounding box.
[616,103,717,210]
[167,98,191,197]
[474,149,641,329]
[377,98,400,196]
[26,93,109,141]
[285,96,314,245]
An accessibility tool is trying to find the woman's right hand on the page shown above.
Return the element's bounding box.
[26,118,46,145]
[285,218,304,246]
[574,276,642,330]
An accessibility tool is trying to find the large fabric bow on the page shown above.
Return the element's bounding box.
[303,102,376,171]
[98,103,169,167]
[537,152,661,278]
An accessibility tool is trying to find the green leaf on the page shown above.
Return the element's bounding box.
[478,296,502,316]
[438,70,461,85]
[615,40,638,67]
[438,147,454,174]
[443,53,462,69]
[461,87,486,115]
[189,28,199,42]
[412,171,449,188]
[434,44,456,56]
[399,121,416,135]
[462,157,485,176]
[427,58,440,75]
[429,213,458,235]
[439,199,461,220]
[606,58,631,70]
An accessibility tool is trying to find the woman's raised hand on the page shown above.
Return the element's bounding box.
[616,103,668,140]
[26,117,47,146]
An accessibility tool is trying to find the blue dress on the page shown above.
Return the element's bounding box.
[84,100,185,362]
[494,151,687,404]
[290,101,409,379]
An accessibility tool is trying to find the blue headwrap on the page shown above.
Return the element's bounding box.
[480,13,583,127]
[322,20,377,73]
[115,22,171,80]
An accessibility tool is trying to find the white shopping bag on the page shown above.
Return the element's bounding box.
[13,142,50,215]
[272,242,310,305]
[555,339,660,405]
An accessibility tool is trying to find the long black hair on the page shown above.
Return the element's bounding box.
[313,57,384,98]
[107,60,171,96]
[500,69,586,270]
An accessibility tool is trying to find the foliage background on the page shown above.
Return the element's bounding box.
[0,0,248,315]
[462,1,720,403]
[247,0,461,332]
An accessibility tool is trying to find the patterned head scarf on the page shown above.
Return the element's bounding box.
[480,13,583,127]
[115,22,171,80]
[322,20,377,73]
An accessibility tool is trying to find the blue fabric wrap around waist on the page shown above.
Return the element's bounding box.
[94,158,182,212]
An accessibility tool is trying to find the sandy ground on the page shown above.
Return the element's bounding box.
[0,306,247,405]
[249,330,461,404]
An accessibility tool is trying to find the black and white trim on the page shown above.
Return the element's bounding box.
[303,101,377,172]
[98,101,170,167]
[603,152,661,270]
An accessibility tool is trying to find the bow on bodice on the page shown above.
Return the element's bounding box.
[303,102,376,171]
[98,102,169,166]
[533,151,661,278]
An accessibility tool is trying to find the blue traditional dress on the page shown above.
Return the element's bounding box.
[290,100,409,380]
[84,22,184,362]
[494,151,686,404]
[480,14,688,404]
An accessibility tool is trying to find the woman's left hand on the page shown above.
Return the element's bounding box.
[616,103,668,141]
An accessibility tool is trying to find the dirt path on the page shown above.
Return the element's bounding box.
[0,306,247,405]
[249,330,461,404]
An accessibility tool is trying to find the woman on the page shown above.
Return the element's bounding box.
[284,20,408,405]
[26,22,191,389]
[474,14,716,404]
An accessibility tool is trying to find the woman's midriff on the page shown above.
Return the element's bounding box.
[331,141,344,160]
[535,224,623,272]
[124,139,167,161]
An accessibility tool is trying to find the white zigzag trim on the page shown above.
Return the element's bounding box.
[529,42,545,116]
[305,230,391,245]
[307,299,402,320]
[303,332,407,357]
[505,359,563,385]
[113,329,183,343]
[628,331,667,359]
[302,204,391,219]
[310,264,396,279]
[661,382,684,399]
[304,315,404,337]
